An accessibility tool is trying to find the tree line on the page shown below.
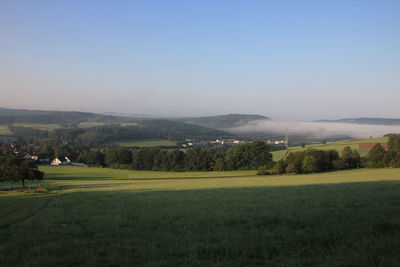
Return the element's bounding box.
[268,147,360,175]
[77,141,273,171]
[265,134,400,175]
[362,134,400,168]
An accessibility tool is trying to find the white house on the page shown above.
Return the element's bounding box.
[64,157,72,165]
[51,158,62,166]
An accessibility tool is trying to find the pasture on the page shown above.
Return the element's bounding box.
[272,137,389,160]
[12,123,62,131]
[109,138,177,147]
[1,166,400,266]
[0,125,12,135]
[78,122,138,128]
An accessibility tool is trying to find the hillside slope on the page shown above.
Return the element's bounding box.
[178,114,270,129]
[0,107,124,125]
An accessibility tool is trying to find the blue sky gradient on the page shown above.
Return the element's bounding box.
[1,0,399,119]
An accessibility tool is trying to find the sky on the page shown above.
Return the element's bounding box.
[0,0,399,120]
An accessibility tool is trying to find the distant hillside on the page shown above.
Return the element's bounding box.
[177,114,270,129]
[0,107,232,145]
[0,107,124,126]
[317,117,400,126]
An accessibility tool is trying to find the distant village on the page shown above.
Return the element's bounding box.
[0,143,86,166]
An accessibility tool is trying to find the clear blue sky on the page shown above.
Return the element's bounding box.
[1,0,399,120]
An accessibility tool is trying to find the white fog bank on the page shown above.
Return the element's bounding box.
[227,120,400,139]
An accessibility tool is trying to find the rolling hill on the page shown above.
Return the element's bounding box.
[0,107,232,145]
[0,107,124,126]
[177,114,270,129]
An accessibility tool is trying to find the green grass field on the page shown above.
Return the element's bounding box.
[272,137,389,160]
[1,166,400,266]
[78,122,138,128]
[109,138,177,147]
[77,122,107,128]
[0,125,12,135]
[12,123,62,131]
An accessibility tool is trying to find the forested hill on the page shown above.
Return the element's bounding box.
[0,108,232,146]
[177,114,270,129]
[317,118,400,126]
[0,107,124,126]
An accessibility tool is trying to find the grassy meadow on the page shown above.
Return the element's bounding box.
[1,166,400,266]
[12,123,62,131]
[272,137,389,160]
[0,125,12,135]
[77,122,138,128]
[109,138,177,147]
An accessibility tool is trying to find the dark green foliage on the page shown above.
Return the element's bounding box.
[0,157,44,187]
[224,141,273,170]
[92,142,272,172]
[184,148,213,171]
[340,146,361,169]
[78,150,105,167]
[271,160,287,174]
[365,144,387,168]
[302,156,318,173]
[10,120,230,148]
[285,163,299,174]
[132,148,161,170]
[387,134,400,167]
[281,148,356,174]
[105,147,132,167]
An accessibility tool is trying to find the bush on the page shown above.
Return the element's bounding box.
[256,167,269,176]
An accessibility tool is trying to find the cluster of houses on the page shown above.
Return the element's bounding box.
[0,142,86,166]
[180,139,246,147]
[22,153,85,166]
[49,157,86,166]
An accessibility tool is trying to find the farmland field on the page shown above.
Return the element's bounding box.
[78,122,138,128]
[0,125,12,135]
[12,123,62,131]
[1,166,400,266]
[109,138,177,147]
[272,137,389,160]
[77,121,107,128]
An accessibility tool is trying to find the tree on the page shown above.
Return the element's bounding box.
[41,144,55,159]
[212,157,226,171]
[272,160,287,174]
[105,148,132,167]
[224,141,273,170]
[302,156,318,173]
[286,163,298,174]
[365,144,386,168]
[84,150,105,166]
[0,158,44,188]
[341,147,361,169]
[387,134,400,167]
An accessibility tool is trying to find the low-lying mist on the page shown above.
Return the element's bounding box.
[227,120,400,139]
